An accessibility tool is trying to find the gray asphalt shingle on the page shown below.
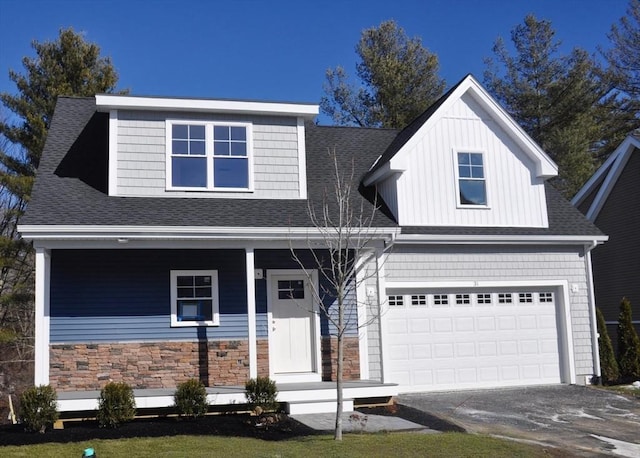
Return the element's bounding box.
[22,96,603,238]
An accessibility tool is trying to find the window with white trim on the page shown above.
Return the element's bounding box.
[168,121,251,190]
[170,270,219,326]
[457,152,487,206]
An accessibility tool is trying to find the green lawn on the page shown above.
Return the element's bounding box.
[1,432,562,457]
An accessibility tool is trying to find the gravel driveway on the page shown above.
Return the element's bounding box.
[399,385,640,457]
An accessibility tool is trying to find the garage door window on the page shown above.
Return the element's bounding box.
[388,295,404,306]
[519,293,533,303]
[411,295,427,306]
[540,292,553,302]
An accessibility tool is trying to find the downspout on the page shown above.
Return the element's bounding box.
[585,240,601,384]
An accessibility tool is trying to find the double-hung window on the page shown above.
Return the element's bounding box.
[456,152,487,206]
[170,270,219,326]
[168,121,251,190]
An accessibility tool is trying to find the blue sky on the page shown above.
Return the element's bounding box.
[0,0,630,122]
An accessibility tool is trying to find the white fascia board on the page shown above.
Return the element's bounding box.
[18,224,400,242]
[579,136,639,220]
[95,94,318,119]
[365,75,557,186]
[464,76,557,178]
[394,234,608,245]
[571,135,639,206]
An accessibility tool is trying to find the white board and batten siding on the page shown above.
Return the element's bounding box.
[389,93,548,227]
[115,110,301,199]
[368,245,594,390]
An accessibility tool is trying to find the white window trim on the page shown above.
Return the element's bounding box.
[165,120,254,192]
[453,149,490,209]
[170,269,220,327]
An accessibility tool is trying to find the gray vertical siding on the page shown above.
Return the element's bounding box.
[116,110,300,198]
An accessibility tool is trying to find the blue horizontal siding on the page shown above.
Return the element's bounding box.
[50,314,252,342]
[50,249,248,342]
[50,247,353,342]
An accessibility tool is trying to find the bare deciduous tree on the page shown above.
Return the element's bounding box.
[290,148,390,440]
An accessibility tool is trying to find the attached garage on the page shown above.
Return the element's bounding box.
[384,288,571,392]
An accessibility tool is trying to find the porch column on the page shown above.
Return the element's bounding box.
[375,246,389,383]
[246,248,257,379]
[34,247,51,385]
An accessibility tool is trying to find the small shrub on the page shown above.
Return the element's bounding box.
[618,297,640,381]
[597,307,619,384]
[96,381,136,428]
[245,376,278,412]
[19,385,59,433]
[174,379,208,419]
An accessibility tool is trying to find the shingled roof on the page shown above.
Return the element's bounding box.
[22,95,603,238]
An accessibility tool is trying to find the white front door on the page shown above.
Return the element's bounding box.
[269,272,319,381]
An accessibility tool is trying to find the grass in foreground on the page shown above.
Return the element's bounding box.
[1,432,563,458]
[593,384,640,400]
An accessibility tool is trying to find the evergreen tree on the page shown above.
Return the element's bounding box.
[0,28,123,378]
[484,15,633,197]
[321,20,445,128]
[596,307,619,384]
[605,0,640,119]
[617,297,640,380]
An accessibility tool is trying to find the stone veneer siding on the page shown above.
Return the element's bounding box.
[321,336,360,381]
[50,340,251,391]
[49,336,354,391]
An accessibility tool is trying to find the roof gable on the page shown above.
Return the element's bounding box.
[363,74,557,186]
[571,134,640,221]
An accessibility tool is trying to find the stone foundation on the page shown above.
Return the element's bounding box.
[321,336,360,381]
[49,340,250,391]
[49,335,358,391]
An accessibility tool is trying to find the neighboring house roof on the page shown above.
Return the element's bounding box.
[572,134,640,221]
[21,94,602,239]
[363,74,557,187]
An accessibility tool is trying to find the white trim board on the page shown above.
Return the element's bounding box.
[96,94,318,119]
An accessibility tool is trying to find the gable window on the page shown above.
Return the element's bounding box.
[457,152,487,206]
[168,121,251,191]
[170,270,219,326]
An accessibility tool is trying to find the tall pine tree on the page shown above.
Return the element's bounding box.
[605,0,640,119]
[321,20,445,128]
[0,28,123,382]
[484,15,632,197]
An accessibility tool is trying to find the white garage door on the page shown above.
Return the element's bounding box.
[386,290,562,391]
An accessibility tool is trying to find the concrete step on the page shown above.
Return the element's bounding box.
[286,399,354,415]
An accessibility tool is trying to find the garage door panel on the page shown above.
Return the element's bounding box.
[386,290,562,390]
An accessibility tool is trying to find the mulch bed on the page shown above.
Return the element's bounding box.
[0,404,460,446]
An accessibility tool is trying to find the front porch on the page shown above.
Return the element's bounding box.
[57,380,399,416]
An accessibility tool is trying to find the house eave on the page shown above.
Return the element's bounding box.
[95,94,319,119]
[394,234,608,245]
[18,224,400,243]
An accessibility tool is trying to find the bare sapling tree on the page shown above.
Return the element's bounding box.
[290,148,389,440]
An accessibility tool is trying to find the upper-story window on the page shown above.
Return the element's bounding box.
[457,152,487,206]
[168,121,251,191]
